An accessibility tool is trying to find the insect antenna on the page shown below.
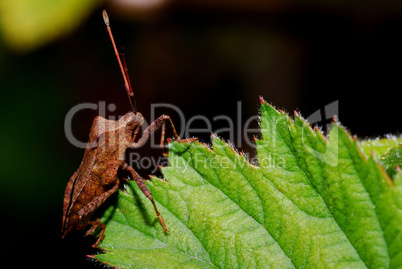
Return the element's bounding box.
[102,10,137,113]
[120,48,137,112]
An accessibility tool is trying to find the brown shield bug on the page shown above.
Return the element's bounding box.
[62,10,195,247]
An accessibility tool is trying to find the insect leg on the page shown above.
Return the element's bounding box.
[160,121,166,149]
[131,115,180,148]
[132,125,141,144]
[86,218,106,248]
[160,122,168,156]
[77,181,119,220]
[120,162,167,232]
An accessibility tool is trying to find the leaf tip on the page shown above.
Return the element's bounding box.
[259,96,265,104]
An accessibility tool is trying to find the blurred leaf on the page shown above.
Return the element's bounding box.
[380,145,402,179]
[0,0,101,52]
[93,99,402,268]
[359,137,402,157]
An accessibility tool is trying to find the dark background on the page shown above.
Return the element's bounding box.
[0,1,401,268]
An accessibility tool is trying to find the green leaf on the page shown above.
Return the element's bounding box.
[359,136,402,179]
[94,100,402,268]
[0,0,100,52]
[380,145,402,178]
[359,137,402,158]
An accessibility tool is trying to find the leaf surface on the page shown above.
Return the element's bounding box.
[95,100,402,268]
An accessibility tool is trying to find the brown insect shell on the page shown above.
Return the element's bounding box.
[88,111,144,160]
[62,111,144,236]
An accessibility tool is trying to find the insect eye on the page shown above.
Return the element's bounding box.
[124,116,135,127]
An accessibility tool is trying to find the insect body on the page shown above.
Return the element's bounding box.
[62,10,191,247]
